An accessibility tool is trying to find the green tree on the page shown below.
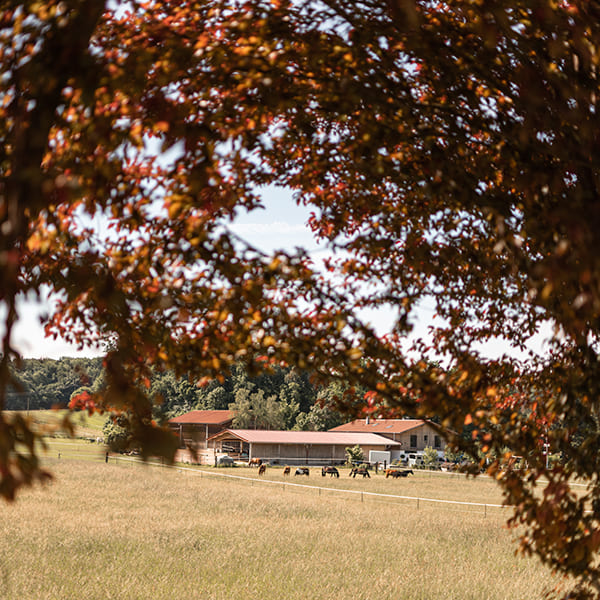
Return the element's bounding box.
[294,381,355,431]
[8,357,103,410]
[149,371,180,420]
[230,388,285,430]
[294,401,343,432]
[277,393,300,430]
[229,387,254,430]
[254,390,286,430]
[200,386,231,411]
[149,371,202,420]
[281,368,316,414]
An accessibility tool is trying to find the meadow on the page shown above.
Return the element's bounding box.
[0,443,577,600]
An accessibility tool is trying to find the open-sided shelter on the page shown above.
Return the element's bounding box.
[208,429,400,465]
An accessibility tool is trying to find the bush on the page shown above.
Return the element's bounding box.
[102,418,130,453]
[345,444,364,465]
[423,446,439,469]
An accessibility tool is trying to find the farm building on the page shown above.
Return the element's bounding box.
[169,410,234,458]
[329,418,446,460]
[207,429,401,466]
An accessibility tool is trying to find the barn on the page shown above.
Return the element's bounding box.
[169,410,235,460]
[329,418,446,460]
[207,429,401,466]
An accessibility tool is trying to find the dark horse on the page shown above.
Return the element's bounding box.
[295,467,310,476]
[349,467,370,478]
[258,463,267,475]
[385,469,414,478]
[321,466,339,478]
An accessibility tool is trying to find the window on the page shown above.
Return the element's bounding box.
[434,435,441,448]
[410,435,417,448]
[424,434,428,444]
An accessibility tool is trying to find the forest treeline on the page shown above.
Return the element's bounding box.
[7,357,355,431]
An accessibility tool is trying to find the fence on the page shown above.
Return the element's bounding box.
[108,454,507,516]
[42,442,592,516]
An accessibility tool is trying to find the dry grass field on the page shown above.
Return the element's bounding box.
[0,452,578,600]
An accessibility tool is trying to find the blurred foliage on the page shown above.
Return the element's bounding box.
[2,1,600,595]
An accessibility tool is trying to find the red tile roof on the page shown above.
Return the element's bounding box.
[169,410,234,425]
[329,419,427,434]
[209,429,401,446]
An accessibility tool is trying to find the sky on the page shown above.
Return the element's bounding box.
[9,187,329,359]
[9,186,552,361]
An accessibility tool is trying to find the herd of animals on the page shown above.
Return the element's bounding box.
[246,458,414,479]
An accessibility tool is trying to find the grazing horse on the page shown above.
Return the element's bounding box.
[248,457,262,467]
[321,466,339,478]
[349,467,370,478]
[258,463,266,476]
[386,469,414,478]
[283,466,290,476]
[294,467,310,476]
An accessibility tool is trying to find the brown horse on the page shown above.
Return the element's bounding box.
[258,463,266,475]
[283,466,290,476]
[248,457,262,467]
[321,466,339,478]
[349,467,370,478]
[385,469,414,478]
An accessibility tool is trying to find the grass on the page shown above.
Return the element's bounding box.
[6,409,107,440]
[0,450,578,600]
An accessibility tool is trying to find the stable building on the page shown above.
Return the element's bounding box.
[169,410,235,460]
[329,418,446,460]
[207,429,400,466]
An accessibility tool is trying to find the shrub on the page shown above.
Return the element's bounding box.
[102,418,130,453]
[345,444,364,465]
[423,446,439,469]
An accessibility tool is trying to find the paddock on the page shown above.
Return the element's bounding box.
[3,455,563,600]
